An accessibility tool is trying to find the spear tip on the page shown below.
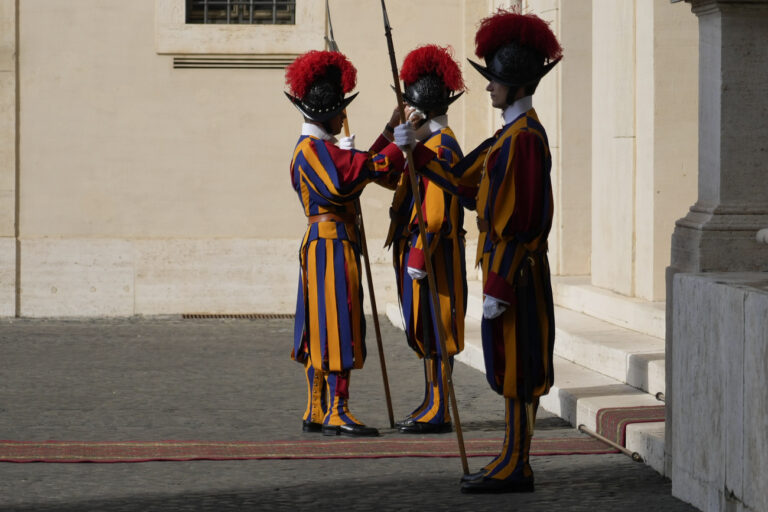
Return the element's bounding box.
[380,0,391,29]
[325,0,339,52]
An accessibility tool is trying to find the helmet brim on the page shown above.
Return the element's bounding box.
[467,57,561,88]
[397,87,464,112]
[284,91,359,123]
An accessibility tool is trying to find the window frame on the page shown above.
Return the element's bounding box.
[156,0,323,55]
[185,0,297,25]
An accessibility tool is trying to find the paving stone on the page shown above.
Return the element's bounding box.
[0,317,697,511]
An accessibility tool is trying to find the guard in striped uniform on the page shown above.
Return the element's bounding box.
[377,45,468,434]
[285,50,408,437]
[394,10,562,492]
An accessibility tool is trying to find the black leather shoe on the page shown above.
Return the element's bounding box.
[460,476,534,494]
[302,420,323,433]
[395,417,415,428]
[459,470,486,483]
[322,424,380,437]
[398,421,452,434]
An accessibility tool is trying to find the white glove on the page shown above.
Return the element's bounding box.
[338,134,355,150]
[394,122,415,149]
[407,266,427,280]
[483,296,508,319]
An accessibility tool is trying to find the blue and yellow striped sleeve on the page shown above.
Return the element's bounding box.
[407,133,461,268]
[416,136,496,208]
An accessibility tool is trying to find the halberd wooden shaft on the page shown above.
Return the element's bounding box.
[578,424,644,463]
[380,0,469,475]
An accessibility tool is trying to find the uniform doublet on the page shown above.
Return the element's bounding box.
[419,107,556,401]
[418,106,556,486]
[291,133,403,373]
[377,123,468,429]
[382,125,467,360]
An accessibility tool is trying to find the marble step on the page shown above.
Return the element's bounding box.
[552,305,665,396]
[539,356,666,476]
[550,276,666,340]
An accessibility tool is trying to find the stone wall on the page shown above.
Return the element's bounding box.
[672,273,768,512]
[17,237,405,317]
[0,0,15,316]
[1,0,701,316]
[4,0,477,317]
[592,0,697,301]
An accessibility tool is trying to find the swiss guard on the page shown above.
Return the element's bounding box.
[395,10,562,492]
[285,50,407,437]
[377,45,468,434]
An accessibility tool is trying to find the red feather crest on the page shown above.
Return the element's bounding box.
[475,9,562,61]
[399,45,465,92]
[285,50,357,98]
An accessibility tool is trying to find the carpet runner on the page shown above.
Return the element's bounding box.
[0,436,617,463]
[595,405,665,446]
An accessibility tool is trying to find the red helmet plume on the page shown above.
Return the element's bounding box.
[475,9,562,61]
[400,45,465,92]
[285,50,357,99]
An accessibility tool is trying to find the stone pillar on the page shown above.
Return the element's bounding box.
[526,0,592,276]
[592,0,698,300]
[634,1,698,300]
[591,0,636,296]
[666,0,768,489]
[669,1,768,275]
[0,0,17,316]
[461,0,498,153]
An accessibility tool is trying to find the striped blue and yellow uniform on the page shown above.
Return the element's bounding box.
[419,108,555,480]
[291,135,403,374]
[384,126,467,426]
[387,126,467,359]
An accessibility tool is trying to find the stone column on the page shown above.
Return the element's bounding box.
[0,0,17,316]
[634,0,698,301]
[526,0,592,277]
[591,0,636,296]
[670,0,768,274]
[593,0,698,300]
[666,0,768,480]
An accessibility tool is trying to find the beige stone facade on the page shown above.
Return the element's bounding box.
[526,0,698,301]
[0,0,697,316]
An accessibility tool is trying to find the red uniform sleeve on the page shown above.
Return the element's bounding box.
[369,134,391,153]
[323,143,376,187]
[322,140,405,189]
[507,131,544,234]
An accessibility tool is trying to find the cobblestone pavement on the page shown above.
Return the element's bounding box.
[0,317,698,511]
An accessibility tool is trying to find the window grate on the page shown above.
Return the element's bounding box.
[173,56,296,69]
[186,0,296,25]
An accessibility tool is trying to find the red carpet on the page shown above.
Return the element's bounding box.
[0,436,617,463]
[596,406,665,446]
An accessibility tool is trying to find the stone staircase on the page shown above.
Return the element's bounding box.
[384,274,667,475]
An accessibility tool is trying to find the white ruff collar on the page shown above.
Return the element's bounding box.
[502,95,533,125]
[414,115,448,141]
[301,123,337,144]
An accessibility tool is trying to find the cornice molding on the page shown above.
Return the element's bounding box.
[687,0,768,16]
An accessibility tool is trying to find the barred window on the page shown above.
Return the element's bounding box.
[186,0,296,25]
